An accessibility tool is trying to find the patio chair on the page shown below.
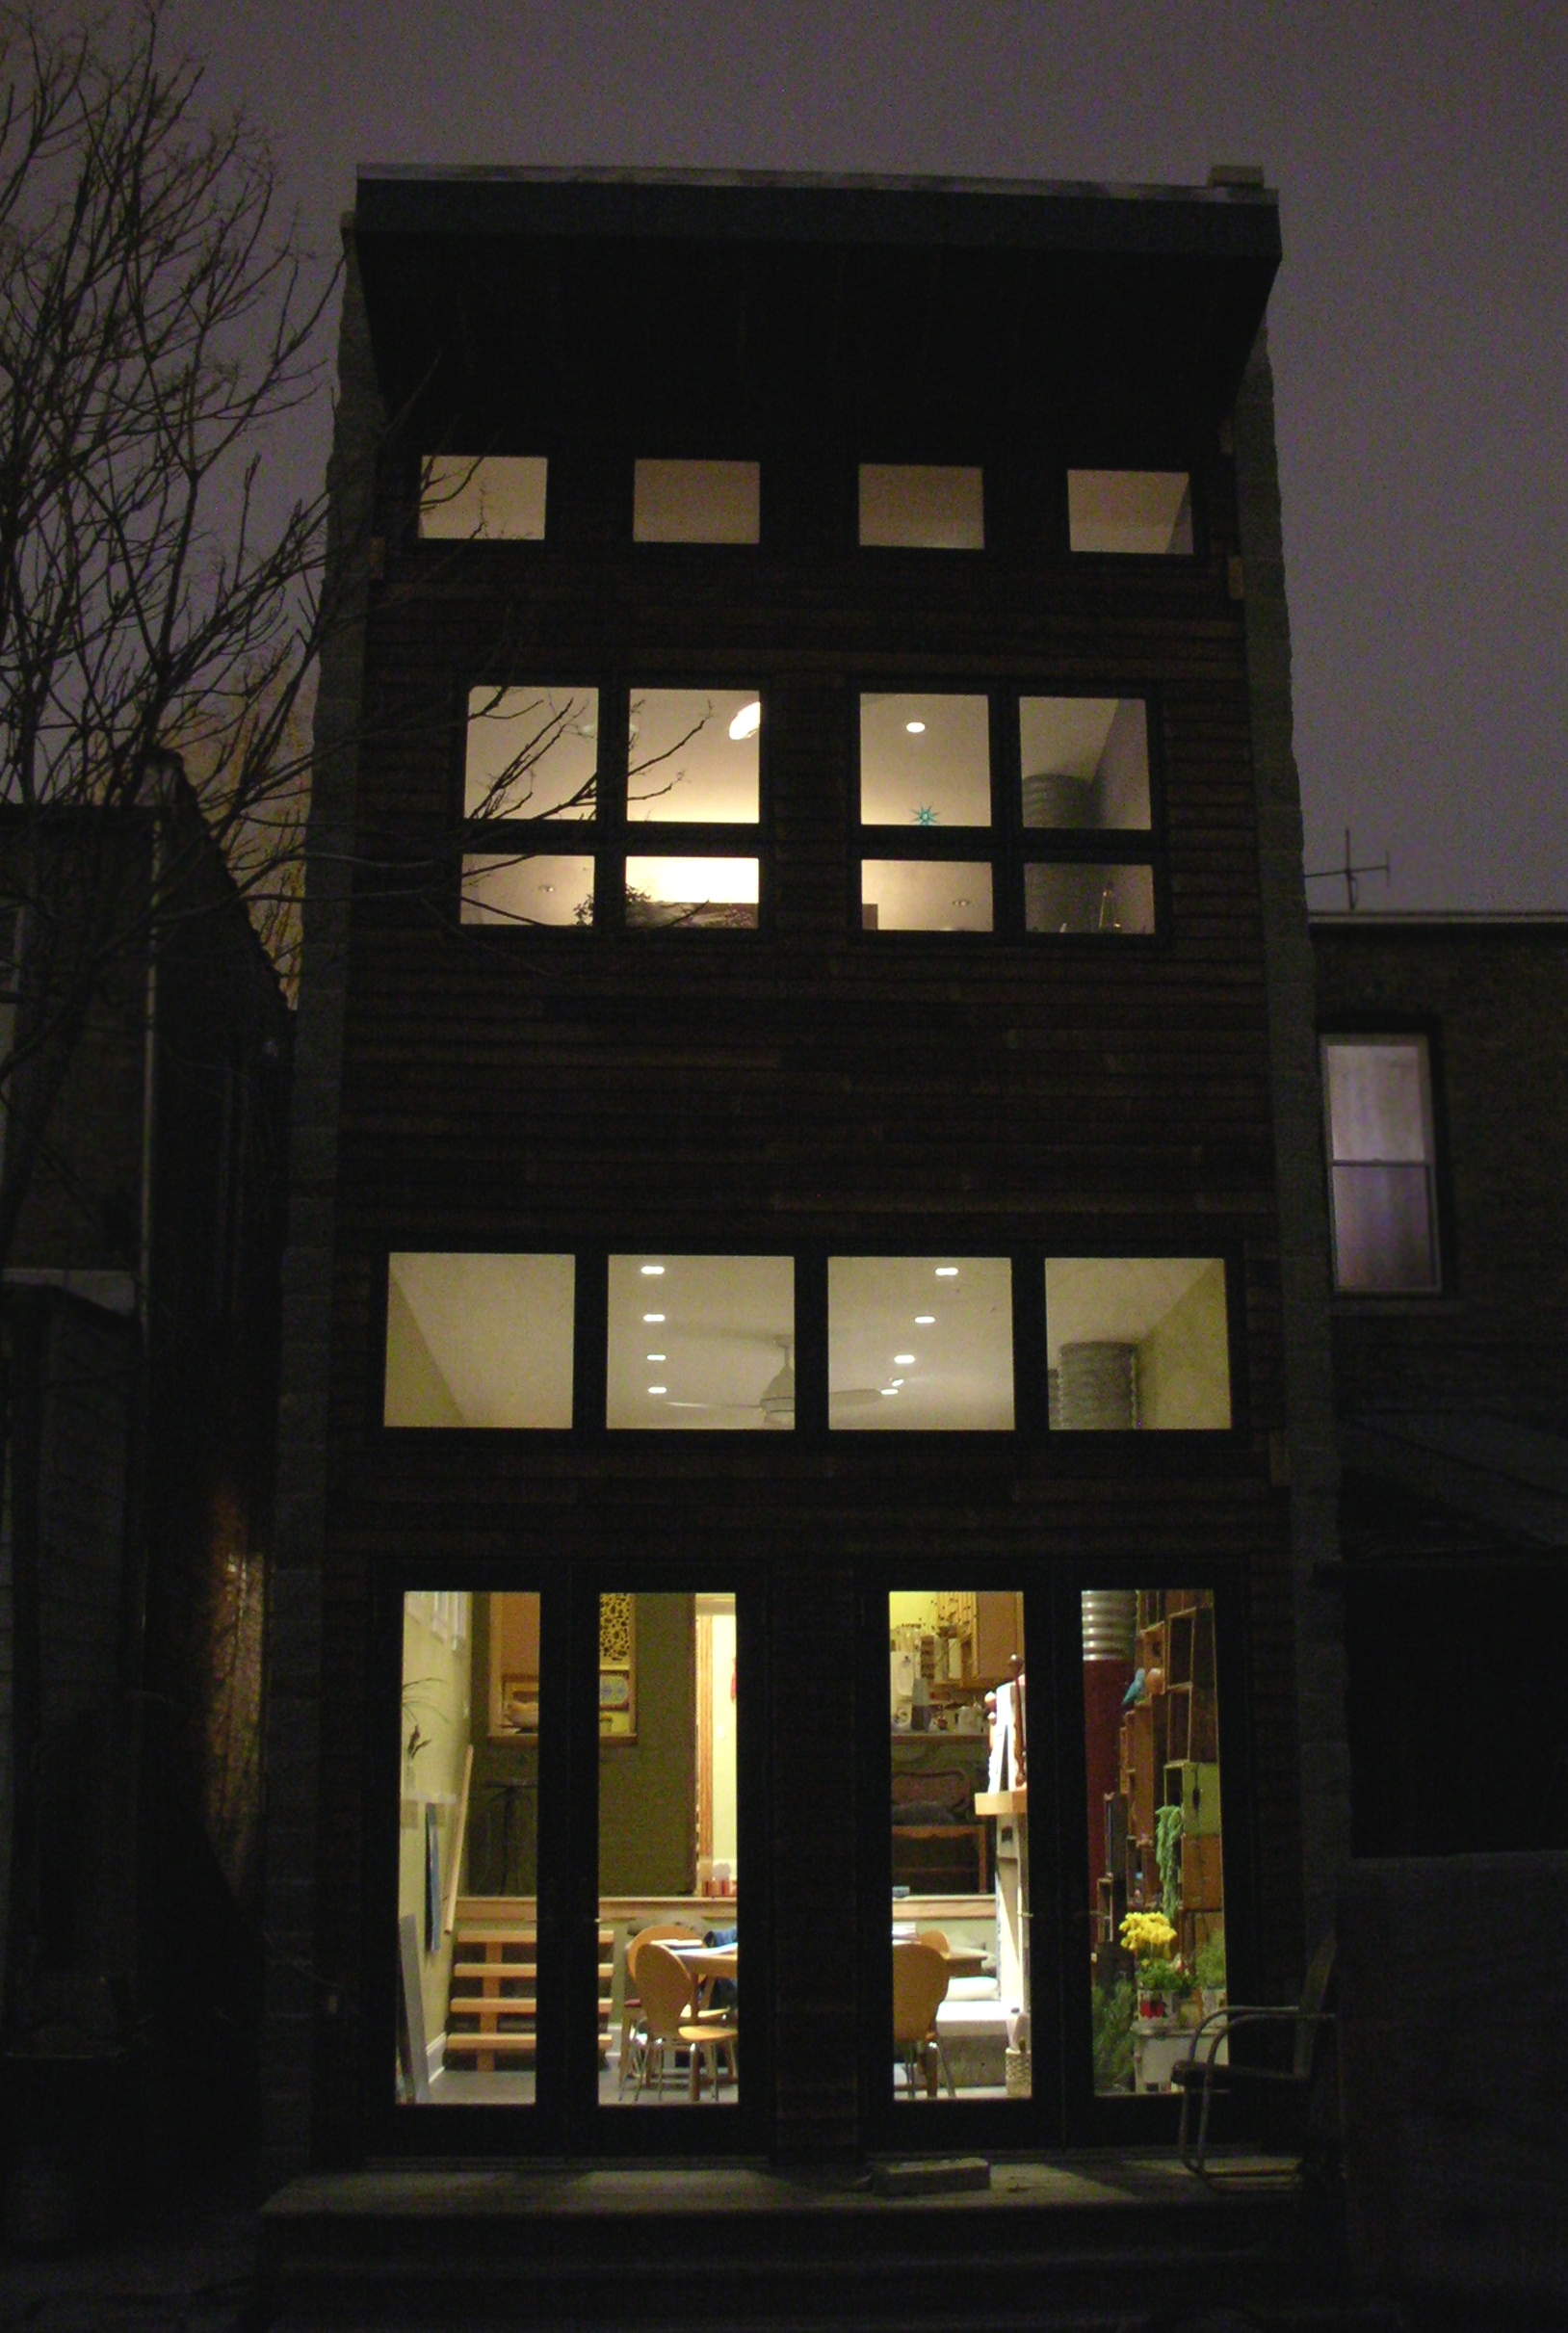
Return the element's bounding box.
[1169,1932,1336,2180]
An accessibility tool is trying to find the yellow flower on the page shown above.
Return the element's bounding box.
[1118,1910,1177,1959]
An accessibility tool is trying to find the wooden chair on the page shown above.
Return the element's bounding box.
[619,1922,701,2097]
[1170,1933,1336,2180]
[915,1927,950,1953]
[892,1939,954,2099]
[633,1941,738,2103]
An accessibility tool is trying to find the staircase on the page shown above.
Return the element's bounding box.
[442,1898,613,2072]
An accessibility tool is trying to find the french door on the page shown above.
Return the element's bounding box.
[377,1560,770,2157]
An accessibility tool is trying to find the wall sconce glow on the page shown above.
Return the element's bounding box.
[728,700,762,741]
[905,721,926,734]
[640,1264,666,1275]
[643,1312,666,1323]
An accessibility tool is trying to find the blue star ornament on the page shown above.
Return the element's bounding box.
[912,804,939,826]
[1122,1667,1146,1708]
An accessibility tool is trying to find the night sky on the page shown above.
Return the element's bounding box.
[172,1,1566,912]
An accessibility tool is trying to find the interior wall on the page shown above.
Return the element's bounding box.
[709,1610,738,1867]
[1138,1262,1231,1428]
[383,1275,462,1425]
[399,1594,471,2061]
[599,1593,695,1894]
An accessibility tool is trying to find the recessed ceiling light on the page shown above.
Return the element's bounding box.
[640,1264,666,1275]
[905,720,926,734]
[647,1384,666,1396]
[890,1377,904,1387]
[728,699,762,741]
[915,1314,935,1324]
[935,1267,958,1278]
[646,1351,666,1362]
[894,1353,915,1365]
[879,1386,900,1397]
[643,1312,666,1323]
[951,897,970,908]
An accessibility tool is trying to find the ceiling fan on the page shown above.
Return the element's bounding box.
[662,1338,885,1427]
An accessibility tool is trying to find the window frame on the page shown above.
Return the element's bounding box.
[456,674,770,937]
[1320,1028,1446,1298]
[414,451,551,543]
[852,682,1167,943]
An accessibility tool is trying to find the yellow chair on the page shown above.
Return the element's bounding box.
[619,1922,701,2097]
[634,1941,738,2103]
[893,1939,954,2099]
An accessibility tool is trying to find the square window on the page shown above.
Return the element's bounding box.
[465,687,598,821]
[420,455,547,540]
[629,690,761,824]
[624,856,759,930]
[1019,697,1151,830]
[459,854,593,927]
[1321,1037,1440,1292]
[1068,469,1192,556]
[634,459,760,543]
[1024,861,1155,935]
[1045,1258,1231,1429]
[858,464,984,550]
[385,1253,575,1428]
[829,1257,1013,1429]
[607,1255,794,1429]
[860,694,991,827]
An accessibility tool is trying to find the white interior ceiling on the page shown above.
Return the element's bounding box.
[1043,1256,1218,1366]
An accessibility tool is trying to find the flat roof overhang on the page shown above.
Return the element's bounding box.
[352,166,1281,449]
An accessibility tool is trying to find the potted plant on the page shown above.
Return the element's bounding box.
[1194,1926,1227,2018]
[1118,1910,1192,2028]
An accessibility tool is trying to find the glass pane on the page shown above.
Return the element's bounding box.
[624,858,759,930]
[829,1258,1013,1430]
[861,862,993,933]
[860,694,991,827]
[385,1254,575,1428]
[890,1591,1027,2101]
[1045,1258,1230,1430]
[420,456,547,540]
[1067,469,1192,555]
[460,854,593,927]
[1331,1164,1438,1293]
[634,459,760,543]
[465,687,598,821]
[399,1589,541,2107]
[1323,1038,1430,1163]
[604,1593,741,2107]
[628,689,760,823]
[1024,861,1154,934]
[859,465,984,550]
[1085,1588,1223,2096]
[607,1255,795,1430]
[1019,697,1150,829]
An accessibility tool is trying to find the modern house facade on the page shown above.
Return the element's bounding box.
[262,166,1351,2185]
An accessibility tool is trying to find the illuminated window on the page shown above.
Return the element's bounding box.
[1322,1036,1440,1292]
[607,1255,795,1429]
[419,455,547,540]
[859,464,984,550]
[828,1258,1013,1430]
[1045,1259,1231,1429]
[384,1254,575,1428]
[1068,469,1192,556]
[634,459,760,544]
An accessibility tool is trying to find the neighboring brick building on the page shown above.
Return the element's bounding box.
[0,784,291,2215]
[1312,913,1568,1853]
[262,163,1349,2206]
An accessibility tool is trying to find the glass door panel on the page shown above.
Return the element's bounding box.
[1083,1586,1225,2098]
[601,1590,741,2109]
[887,1589,1029,2105]
[396,1589,543,2110]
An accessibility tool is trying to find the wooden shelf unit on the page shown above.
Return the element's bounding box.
[1103,1590,1224,1956]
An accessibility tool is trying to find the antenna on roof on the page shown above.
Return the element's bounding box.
[1305,827,1392,911]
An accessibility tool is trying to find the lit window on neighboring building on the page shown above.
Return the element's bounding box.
[459,854,593,928]
[1068,470,1192,556]
[633,459,760,543]
[1321,1036,1440,1293]
[628,690,760,824]
[420,455,547,540]
[858,464,984,550]
[465,687,598,821]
